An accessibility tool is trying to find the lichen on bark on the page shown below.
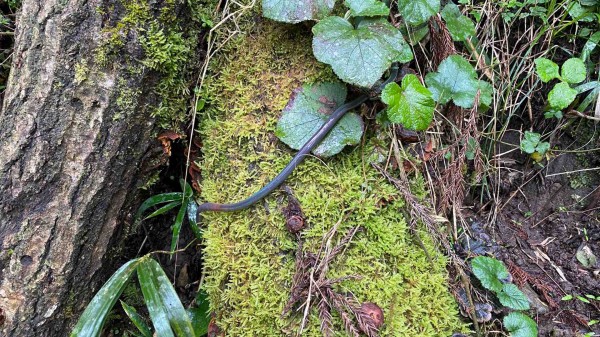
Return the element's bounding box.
[198,17,466,336]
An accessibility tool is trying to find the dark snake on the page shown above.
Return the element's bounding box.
[196,64,399,214]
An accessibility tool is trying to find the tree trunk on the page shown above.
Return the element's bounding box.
[0,0,203,335]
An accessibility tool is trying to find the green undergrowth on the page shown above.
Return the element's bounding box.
[198,19,466,336]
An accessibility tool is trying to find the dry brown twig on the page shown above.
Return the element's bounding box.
[282,222,381,337]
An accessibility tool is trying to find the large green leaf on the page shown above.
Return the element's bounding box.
[71,258,143,337]
[345,0,389,17]
[561,58,587,84]
[262,0,335,23]
[503,312,538,337]
[534,58,560,83]
[189,290,211,337]
[471,256,510,293]
[312,17,413,88]
[441,3,476,41]
[548,82,577,109]
[275,82,363,157]
[397,0,440,25]
[138,259,196,337]
[425,55,489,108]
[381,74,435,131]
[497,284,530,310]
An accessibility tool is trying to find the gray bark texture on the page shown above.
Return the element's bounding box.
[0,0,198,335]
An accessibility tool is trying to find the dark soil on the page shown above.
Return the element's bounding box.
[468,123,600,336]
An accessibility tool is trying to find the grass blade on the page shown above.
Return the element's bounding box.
[120,301,153,337]
[71,258,142,337]
[170,199,189,254]
[142,258,197,337]
[144,201,182,220]
[137,260,176,337]
[136,193,183,220]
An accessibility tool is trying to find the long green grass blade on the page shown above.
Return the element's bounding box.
[120,301,153,337]
[137,260,176,337]
[144,201,182,220]
[136,193,184,220]
[147,259,196,337]
[170,200,188,254]
[71,258,143,337]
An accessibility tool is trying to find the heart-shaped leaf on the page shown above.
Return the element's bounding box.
[275,82,364,157]
[345,0,390,17]
[548,82,577,109]
[262,0,335,23]
[503,312,538,337]
[441,3,476,41]
[425,55,490,108]
[561,58,587,84]
[381,74,435,131]
[498,284,530,310]
[535,58,560,83]
[397,0,440,25]
[312,17,413,88]
[471,256,510,293]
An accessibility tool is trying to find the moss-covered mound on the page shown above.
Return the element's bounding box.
[198,18,465,336]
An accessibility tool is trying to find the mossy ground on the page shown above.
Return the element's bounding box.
[198,18,466,336]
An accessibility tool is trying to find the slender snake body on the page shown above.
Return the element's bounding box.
[196,64,399,215]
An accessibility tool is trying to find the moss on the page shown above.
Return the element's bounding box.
[92,0,218,129]
[74,59,89,85]
[198,19,466,336]
[115,79,141,121]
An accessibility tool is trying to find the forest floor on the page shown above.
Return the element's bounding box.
[2,1,598,336]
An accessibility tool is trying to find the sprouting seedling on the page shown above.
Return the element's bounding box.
[471,256,538,337]
[520,131,550,162]
[534,57,588,118]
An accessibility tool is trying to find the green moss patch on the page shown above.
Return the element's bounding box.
[92,0,217,129]
[198,19,465,336]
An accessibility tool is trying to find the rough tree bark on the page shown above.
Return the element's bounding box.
[0,0,202,335]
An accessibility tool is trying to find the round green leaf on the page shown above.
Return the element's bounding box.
[397,0,440,25]
[503,312,538,337]
[534,57,560,83]
[520,131,541,154]
[312,17,413,88]
[425,55,489,108]
[345,0,390,17]
[441,3,476,41]
[498,284,530,310]
[471,256,510,293]
[381,75,435,131]
[275,82,364,157]
[561,58,587,84]
[262,0,335,23]
[548,82,577,109]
